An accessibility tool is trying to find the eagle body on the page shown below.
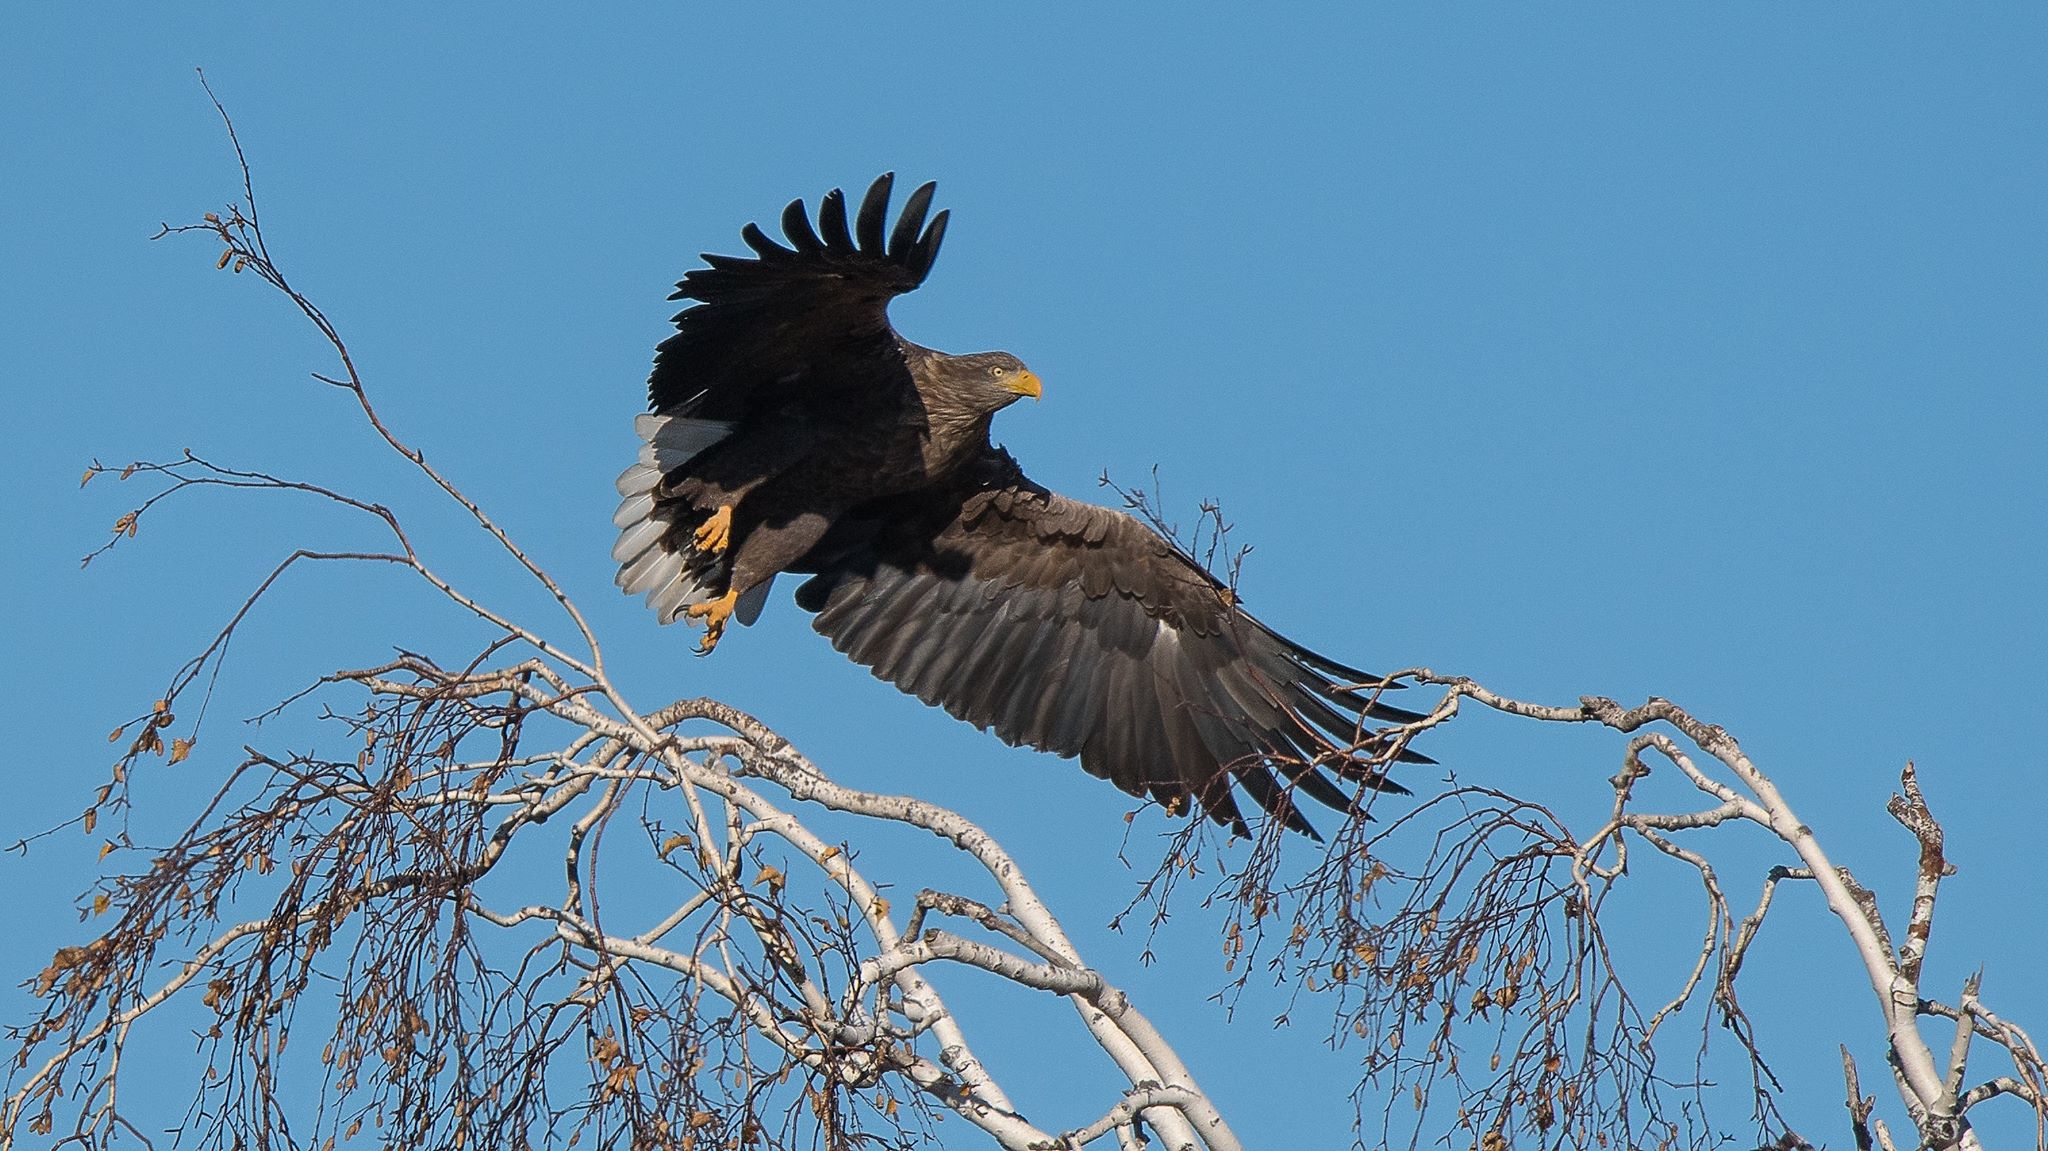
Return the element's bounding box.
[616,175,1425,836]
[664,343,1007,584]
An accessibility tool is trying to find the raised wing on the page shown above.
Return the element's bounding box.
[648,173,951,417]
[793,457,1428,837]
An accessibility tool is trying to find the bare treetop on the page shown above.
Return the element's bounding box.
[7,91,2042,1151]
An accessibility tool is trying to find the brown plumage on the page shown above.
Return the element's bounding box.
[614,175,1427,837]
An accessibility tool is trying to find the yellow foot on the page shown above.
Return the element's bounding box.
[688,587,743,654]
[693,505,735,553]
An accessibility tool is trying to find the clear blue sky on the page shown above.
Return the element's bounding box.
[5,7,2045,1147]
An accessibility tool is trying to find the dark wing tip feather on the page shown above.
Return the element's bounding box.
[1279,753,1359,814]
[1181,759,1251,839]
[1323,684,1428,726]
[1232,764,1319,838]
[856,173,895,254]
[1286,639,1413,698]
[889,182,937,258]
[1262,621,1424,725]
[913,210,949,277]
[781,198,824,253]
[739,222,790,260]
[818,188,855,251]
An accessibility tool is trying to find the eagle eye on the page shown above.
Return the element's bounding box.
[987,364,1006,378]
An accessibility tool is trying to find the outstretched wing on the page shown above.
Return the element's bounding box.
[648,173,950,417]
[793,456,1428,838]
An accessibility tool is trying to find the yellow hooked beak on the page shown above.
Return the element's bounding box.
[1005,369,1043,400]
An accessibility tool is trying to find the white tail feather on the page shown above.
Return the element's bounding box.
[650,568,717,624]
[612,492,655,528]
[611,518,668,564]
[614,412,742,626]
[637,413,734,472]
[615,463,662,497]
[617,546,679,595]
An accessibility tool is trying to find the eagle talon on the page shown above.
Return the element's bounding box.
[693,505,735,554]
[688,587,742,654]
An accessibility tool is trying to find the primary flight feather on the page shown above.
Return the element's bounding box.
[615,175,1426,836]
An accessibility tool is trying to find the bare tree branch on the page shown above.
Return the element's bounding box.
[10,83,2042,1151]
